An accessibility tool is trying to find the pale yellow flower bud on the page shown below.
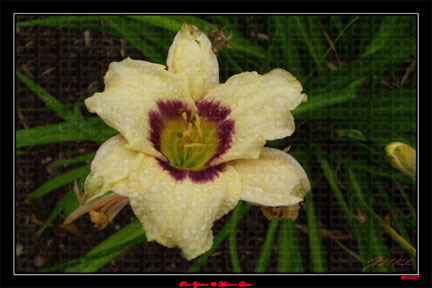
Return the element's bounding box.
[167,23,219,101]
[385,142,416,181]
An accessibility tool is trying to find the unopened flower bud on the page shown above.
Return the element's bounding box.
[385,142,416,181]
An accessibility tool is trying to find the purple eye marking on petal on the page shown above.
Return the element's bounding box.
[197,100,235,164]
[188,165,225,183]
[149,100,191,152]
[149,99,234,184]
[148,111,163,152]
[157,158,224,184]
[156,100,191,121]
[196,100,231,123]
[157,159,188,181]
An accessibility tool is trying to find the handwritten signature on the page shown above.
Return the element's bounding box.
[362,256,413,272]
[179,281,252,288]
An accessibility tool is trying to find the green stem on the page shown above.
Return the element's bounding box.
[255,217,280,273]
[348,169,417,260]
[228,201,243,273]
[395,181,416,224]
[381,223,416,260]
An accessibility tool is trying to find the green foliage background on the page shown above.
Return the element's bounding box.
[15,15,416,273]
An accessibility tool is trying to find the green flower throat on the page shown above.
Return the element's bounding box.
[160,110,218,170]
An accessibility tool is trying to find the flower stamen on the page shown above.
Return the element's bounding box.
[181,111,188,122]
[184,143,206,148]
[157,102,227,171]
[172,133,182,165]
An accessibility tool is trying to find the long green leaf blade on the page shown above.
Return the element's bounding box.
[16,118,117,148]
[302,151,327,272]
[254,217,280,273]
[51,153,96,167]
[63,220,146,272]
[37,189,75,235]
[278,219,303,272]
[290,16,327,73]
[17,16,104,27]
[16,70,75,122]
[16,71,108,144]
[103,16,165,64]
[292,83,362,119]
[272,16,304,79]
[228,201,243,273]
[25,165,90,202]
[362,16,403,57]
[307,35,415,93]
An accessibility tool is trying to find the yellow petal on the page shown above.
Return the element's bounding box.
[85,57,195,157]
[202,69,306,165]
[126,154,241,260]
[230,147,310,206]
[84,134,137,202]
[167,23,219,101]
[385,142,416,180]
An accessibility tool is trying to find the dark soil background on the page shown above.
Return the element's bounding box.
[15,15,416,273]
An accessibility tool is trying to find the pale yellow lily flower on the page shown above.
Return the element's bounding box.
[79,23,310,260]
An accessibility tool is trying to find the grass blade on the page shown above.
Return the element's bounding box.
[103,16,165,64]
[290,16,327,74]
[314,146,353,224]
[51,152,96,167]
[38,221,146,272]
[228,201,243,273]
[37,189,75,235]
[314,146,372,268]
[25,165,90,202]
[272,16,304,79]
[302,151,327,272]
[362,16,403,57]
[16,70,76,122]
[17,15,122,37]
[348,169,416,260]
[278,219,303,272]
[336,129,367,141]
[188,202,251,273]
[17,16,103,27]
[277,219,290,273]
[39,235,145,273]
[292,80,363,119]
[254,217,280,273]
[16,118,117,148]
[375,178,412,230]
[307,35,415,93]
[349,163,414,185]
[16,71,108,144]
[64,220,146,272]
[395,181,416,225]
[362,174,395,273]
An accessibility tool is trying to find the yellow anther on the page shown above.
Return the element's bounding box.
[191,113,204,142]
[194,113,201,125]
[182,122,194,139]
[184,143,206,148]
[182,111,188,122]
[184,135,194,144]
